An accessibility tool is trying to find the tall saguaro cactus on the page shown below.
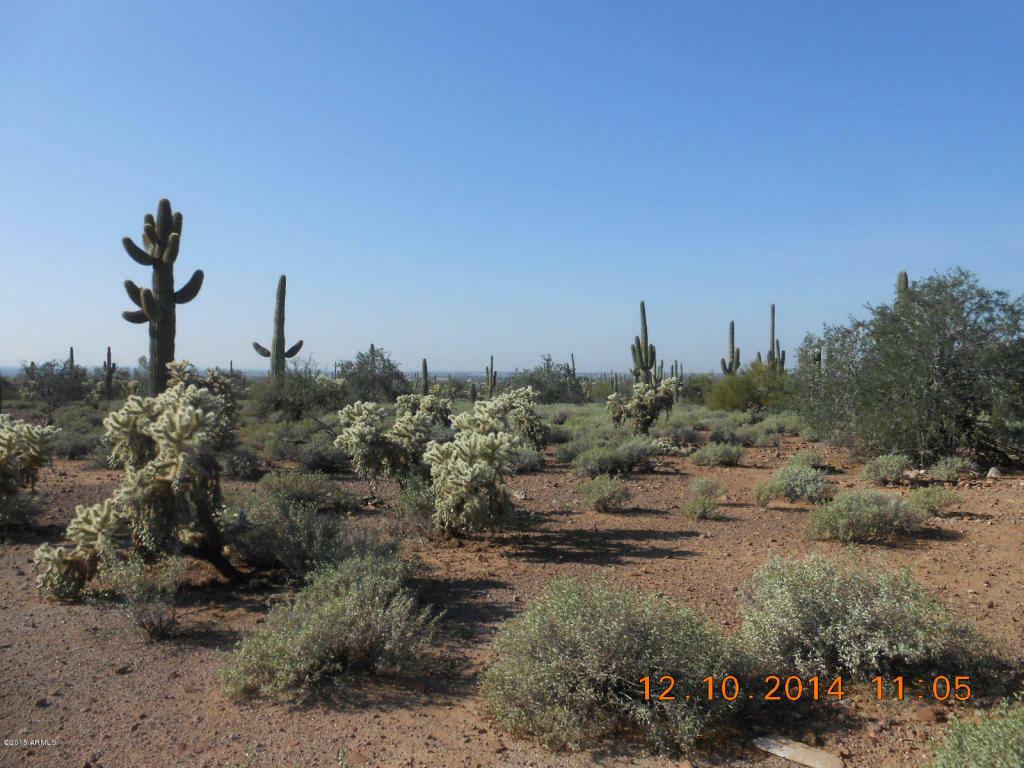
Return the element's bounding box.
[421,359,430,396]
[756,304,786,372]
[252,275,304,380]
[102,347,117,401]
[486,356,497,398]
[897,270,909,295]
[630,301,657,384]
[121,198,204,394]
[720,321,740,375]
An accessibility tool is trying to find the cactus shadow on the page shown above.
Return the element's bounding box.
[508,527,697,565]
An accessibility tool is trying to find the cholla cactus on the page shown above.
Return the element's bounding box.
[32,365,240,600]
[607,379,677,435]
[395,393,452,428]
[424,429,516,532]
[1,415,59,522]
[454,387,547,450]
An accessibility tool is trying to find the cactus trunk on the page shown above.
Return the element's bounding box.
[252,275,304,381]
[422,359,429,396]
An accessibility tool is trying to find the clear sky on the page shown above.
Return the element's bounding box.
[2,1,1022,374]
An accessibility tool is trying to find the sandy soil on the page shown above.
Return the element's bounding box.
[1,441,1021,768]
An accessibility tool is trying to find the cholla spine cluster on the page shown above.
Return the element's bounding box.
[0,414,59,509]
[607,378,677,435]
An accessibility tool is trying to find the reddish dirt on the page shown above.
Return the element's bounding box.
[1,442,1022,768]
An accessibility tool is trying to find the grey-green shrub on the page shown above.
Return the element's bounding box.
[740,554,985,678]
[513,447,544,473]
[257,470,358,514]
[681,478,724,519]
[861,453,913,485]
[788,450,824,469]
[769,464,831,502]
[223,553,435,699]
[480,577,740,756]
[809,490,927,541]
[691,443,745,467]
[924,695,1024,768]
[752,480,776,509]
[908,486,962,515]
[582,474,631,513]
[99,553,183,641]
[571,437,657,477]
[928,456,974,483]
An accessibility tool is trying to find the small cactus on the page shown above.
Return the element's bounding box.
[252,275,303,380]
[121,198,204,394]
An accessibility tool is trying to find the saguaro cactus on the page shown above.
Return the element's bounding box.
[486,356,497,398]
[630,301,657,384]
[102,347,116,401]
[720,321,740,375]
[756,304,786,372]
[252,275,304,380]
[121,198,204,394]
[421,359,430,396]
[897,270,909,295]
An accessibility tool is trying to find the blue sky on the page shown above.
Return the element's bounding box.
[2,1,1022,373]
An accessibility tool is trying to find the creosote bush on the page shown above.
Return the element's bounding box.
[924,695,1024,768]
[690,442,745,467]
[908,486,962,516]
[928,456,975,483]
[480,577,741,756]
[582,474,631,513]
[681,478,724,519]
[809,490,927,542]
[740,554,985,678]
[257,469,358,514]
[861,453,913,485]
[222,553,436,699]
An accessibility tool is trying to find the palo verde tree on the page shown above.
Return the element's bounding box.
[794,268,1024,462]
[121,199,204,394]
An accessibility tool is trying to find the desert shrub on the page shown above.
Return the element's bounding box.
[294,439,348,474]
[99,553,183,641]
[793,269,1024,460]
[653,421,705,447]
[582,474,631,513]
[502,355,588,404]
[239,419,322,463]
[571,437,657,478]
[257,470,358,514]
[861,453,913,485]
[908,486,962,515]
[681,478,724,519]
[691,443,745,467]
[924,695,1024,768]
[752,480,776,509]
[223,496,392,579]
[606,379,677,435]
[788,450,824,468]
[220,446,265,480]
[546,425,572,444]
[809,490,926,542]
[334,345,411,403]
[480,577,740,756]
[1,414,59,527]
[740,554,985,678]
[513,447,544,473]
[49,402,108,459]
[245,364,346,422]
[387,479,435,540]
[707,362,789,412]
[769,464,831,502]
[554,439,585,464]
[222,553,436,699]
[928,456,975,483]
[19,358,89,407]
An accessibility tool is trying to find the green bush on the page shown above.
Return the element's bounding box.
[257,470,359,514]
[387,479,436,540]
[480,577,740,756]
[809,490,926,542]
[222,554,435,699]
[513,447,544,473]
[908,486,962,515]
[571,437,657,477]
[769,464,831,502]
[294,439,349,474]
[246,361,348,421]
[925,695,1024,768]
[223,495,390,579]
[929,456,975,483]
[691,443,745,467]
[793,269,1024,459]
[861,453,913,485]
[788,450,824,468]
[740,554,985,678]
[221,446,265,480]
[681,478,724,519]
[98,553,183,641]
[752,480,776,509]
[582,474,631,513]
[706,362,789,412]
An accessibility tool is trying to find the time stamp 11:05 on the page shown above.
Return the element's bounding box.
[639,675,973,702]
